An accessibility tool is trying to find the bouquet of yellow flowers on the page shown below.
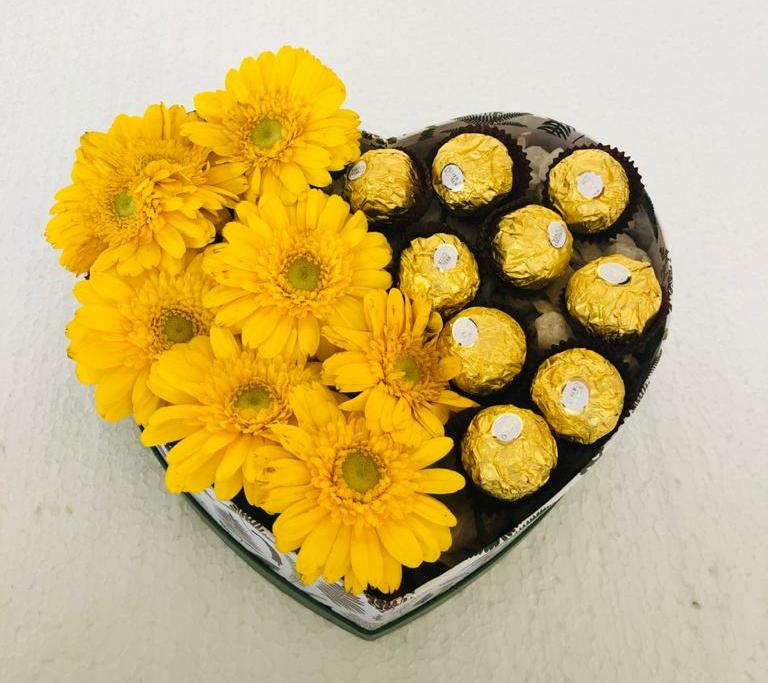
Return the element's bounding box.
[48,46,475,595]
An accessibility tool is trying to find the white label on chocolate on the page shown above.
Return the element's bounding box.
[492,413,523,443]
[452,317,479,347]
[346,160,367,181]
[547,221,567,249]
[597,262,631,285]
[441,163,464,192]
[576,171,604,199]
[433,243,459,272]
[561,380,590,414]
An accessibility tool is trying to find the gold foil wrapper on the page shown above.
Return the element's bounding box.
[437,306,526,395]
[431,133,513,211]
[343,149,418,222]
[566,254,662,339]
[461,405,558,501]
[531,348,625,444]
[547,149,629,233]
[492,205,573,289]
[399,233,480,314]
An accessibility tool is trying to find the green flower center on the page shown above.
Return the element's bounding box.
[342,450,381,494]
[163,313,195,343]
[250,118,282,149]
[113,191,136,218]
[394,355,422,385]
[284,257,322,292]
[235,385,273,413]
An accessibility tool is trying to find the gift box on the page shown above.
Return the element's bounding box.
[47,47,670,639]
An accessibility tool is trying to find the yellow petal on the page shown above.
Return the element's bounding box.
[258,193,290,232]
[410,494,457,527]
[413,468,465,494]
[277,162,309,197]
[257,315,295,358]
[262,484,311,514]
[262,459,311,487]
[295,516,340,575]
[410,436,454,468]
[140,405,203,446]
[155,226,186,259]
[213,469,243,500]
[404,515,442,563]
[416,403,446,436]
[209,325,240,359]
[273,504,328,552]
[378,547,403,593]
[377,519,423,568]
[216,435,251,480]
[297,315,320,357]
[385,289,405,336]
[350,525,382,587]
[323,524,352,583]
[269,424,315,458]
[241,308,281,347]
[94,369,137,422]
[176,452,223,493]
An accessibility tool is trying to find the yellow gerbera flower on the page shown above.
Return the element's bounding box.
[256,384,465,594]
[203,190,392,359]
[322,288,478,444]
[183,46,360,203]
[140,327,316,501]
[66,253,216,425]
[46,103,247,275]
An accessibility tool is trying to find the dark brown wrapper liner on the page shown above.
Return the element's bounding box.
[521,338,638,447]
[542,143,644,243]
[339,144,432,230]
[557,275,672,358]
[426,124,533,217]
[390,220,480,296]
[476,196,567,296]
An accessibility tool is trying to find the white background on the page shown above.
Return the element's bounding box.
[1,1,767,681]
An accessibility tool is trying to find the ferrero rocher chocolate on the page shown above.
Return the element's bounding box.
[492,205,573,289]
[431,133,513,211]
[566,254,662,340]
[547,149,630,233]
[461,405,558,501]
[399,233,479,314]
[344,149,419,222]
[437,307,526,394]
[531,348,625,444]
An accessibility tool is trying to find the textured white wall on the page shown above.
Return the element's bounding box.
[1,1,766,681]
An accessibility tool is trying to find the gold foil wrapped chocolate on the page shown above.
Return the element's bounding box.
[431,133,513,211]
[399,233,479,314]
[344,149,419,222]
[531,348,624,444]
[438,306,526,394]
[547,149,629,233]
[566,254,662,339]
[492,205,573,289]
[461,405,558,501]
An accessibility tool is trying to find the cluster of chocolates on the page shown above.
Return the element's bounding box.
[343,131,664,504]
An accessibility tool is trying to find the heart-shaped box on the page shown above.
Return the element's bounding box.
[150,112,671,639]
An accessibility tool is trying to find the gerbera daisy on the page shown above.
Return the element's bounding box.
[182,46,360,203]
[140,326,316,500]
[46,103,247,275]
[322,288,478,444]
[203,189,392,359]
[256,383,465,594]
[66,253,216,425]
